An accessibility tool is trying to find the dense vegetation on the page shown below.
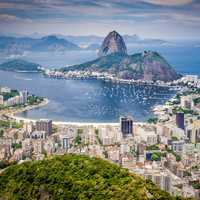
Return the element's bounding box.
[27,95,44,105]
[147,117,158,124]
[194,97,200,105]
[0,59,41,72]
[0,160,17,170]
[0,154,186,200]
[1,90,19,101]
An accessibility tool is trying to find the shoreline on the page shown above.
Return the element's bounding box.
[9,98,144,126]
[2,98,49,121]
[44,70,182,89]
[7,99,120,126]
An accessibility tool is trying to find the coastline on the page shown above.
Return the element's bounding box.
[44,70,182,89]
[7,90,180,126]
[13,116,120,126]
[6,98,119,126]
[8,98,145,126]
[1,98,49,122]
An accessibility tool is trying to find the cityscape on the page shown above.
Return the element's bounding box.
[0,0,200,199]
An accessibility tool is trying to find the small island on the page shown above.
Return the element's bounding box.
[0,59,42,72]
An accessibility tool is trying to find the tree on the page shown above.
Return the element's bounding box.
[12,142,22,151]
[147,118,158,124]
[0,129,4,137]
[74,133,82,146]
[95,129,99,135]
[151,153,160,161]
[74,131,82,152]
[77,128,83,135]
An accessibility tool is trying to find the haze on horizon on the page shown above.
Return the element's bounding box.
[0,0,200,40]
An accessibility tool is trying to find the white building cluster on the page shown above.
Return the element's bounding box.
[0,86,28,107]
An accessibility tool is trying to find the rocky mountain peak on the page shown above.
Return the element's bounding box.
[98,30,127,57]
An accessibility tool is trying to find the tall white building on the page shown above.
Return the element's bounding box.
[20,90,28,104]
[0,95,3,105]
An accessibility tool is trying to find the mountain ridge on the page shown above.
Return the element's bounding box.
[0,35,80,54]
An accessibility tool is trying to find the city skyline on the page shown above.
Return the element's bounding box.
[0,0,200,39]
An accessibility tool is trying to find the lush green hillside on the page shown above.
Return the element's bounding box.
[0,59,41,72]
[61,51,181,81]
[0,154,186,200]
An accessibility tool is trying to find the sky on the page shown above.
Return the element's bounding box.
[0,0,200,39]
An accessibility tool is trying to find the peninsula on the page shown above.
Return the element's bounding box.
[45,31,181,83]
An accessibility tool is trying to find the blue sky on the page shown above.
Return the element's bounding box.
[0,0,200,39]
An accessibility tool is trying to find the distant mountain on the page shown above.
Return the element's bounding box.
[98,31,127,57]
[0,34,172,55]
[85,43,100,50]
[0,154,181,199]
[57,34,104,45]
[31,35,80,51]
[123,34,141,43]
[57,34,167,46]
[0,35,80,54]
[61,51,180,81]
[0,59,41,72]
[0,36,36,54]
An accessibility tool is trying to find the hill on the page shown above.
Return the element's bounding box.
[0,154,185,200]
[0,59,41,72]
[61,51,181,81]
[0,35,80,54]
[31,35,80,51]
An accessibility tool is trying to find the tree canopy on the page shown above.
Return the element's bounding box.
[0,154,187,200]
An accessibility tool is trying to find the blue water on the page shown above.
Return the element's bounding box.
[0,71,176,122]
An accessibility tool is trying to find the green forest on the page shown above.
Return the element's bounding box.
[0,154,189,200]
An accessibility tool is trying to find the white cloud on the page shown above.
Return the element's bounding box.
[141,0,193,6]
[0,14,32,23]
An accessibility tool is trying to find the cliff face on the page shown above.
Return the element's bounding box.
[98,31,127,57]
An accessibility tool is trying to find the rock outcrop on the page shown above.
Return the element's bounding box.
[98,31,127,57]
